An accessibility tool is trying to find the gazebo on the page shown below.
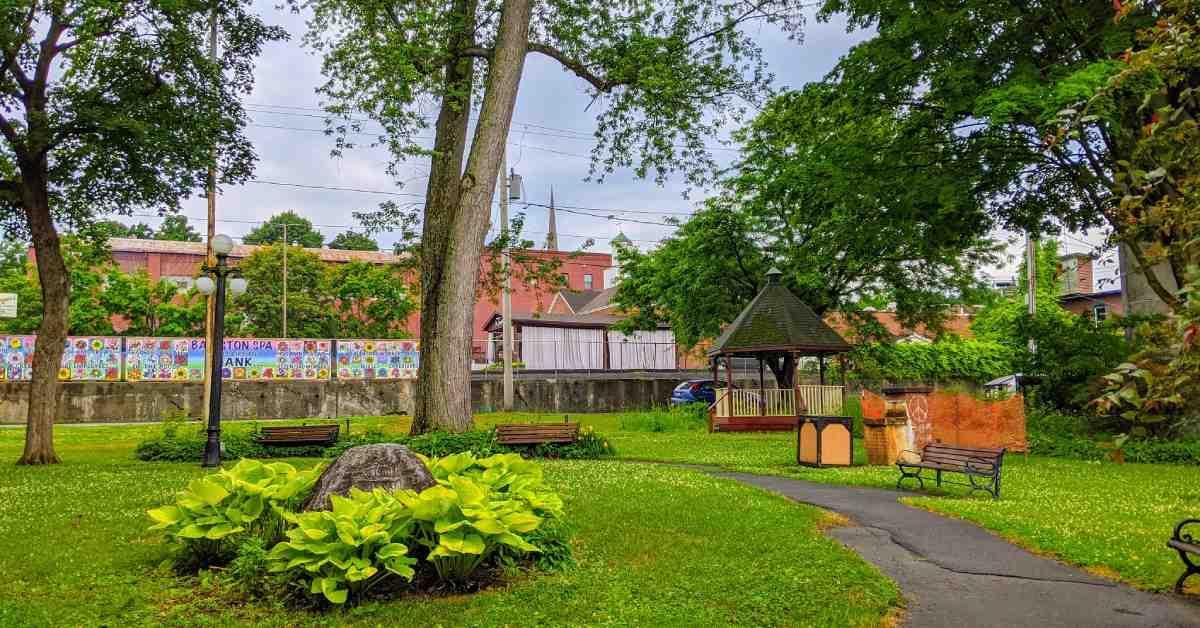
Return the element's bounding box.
[707,268,852,432]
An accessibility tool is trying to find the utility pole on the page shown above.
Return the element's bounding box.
[1026,232,1037,354]
[282,222,288,338]
[500,151,514,411]
[201,7,218,425]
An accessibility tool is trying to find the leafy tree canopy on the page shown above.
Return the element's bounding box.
[615,83,998,348]
[328,230,379,251]
[95,220,154,240]
[154,215,202,242]
[243,211,325,248]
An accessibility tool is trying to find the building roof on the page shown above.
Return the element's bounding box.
[578,286,616,313]
[552,286,618,314]
[106,237,403,264]
[483,311,670,331]
[558,290,604,313]
[1059,289,1122,303]
[824,310,975,341]
[708,268,852,356]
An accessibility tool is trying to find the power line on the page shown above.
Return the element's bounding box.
[246,106,741,154]
[245,101,740,151]
[249,122,597,160]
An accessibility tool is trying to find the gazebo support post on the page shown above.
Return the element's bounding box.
[818,354,826,386]
[758,355,766,416]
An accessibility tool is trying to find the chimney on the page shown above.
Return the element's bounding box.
[1078,256,1094,294]
[544,186,558,251]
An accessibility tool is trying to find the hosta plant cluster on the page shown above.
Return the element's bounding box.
[147,459,322,565]
[267,489,417,604]
[149,453,570,606]
[402,452,564,581]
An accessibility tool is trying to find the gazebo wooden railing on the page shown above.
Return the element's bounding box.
[710,385,845,432]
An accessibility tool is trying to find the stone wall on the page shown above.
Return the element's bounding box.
[0,373,693,424]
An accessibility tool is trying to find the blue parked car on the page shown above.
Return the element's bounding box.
[670,379,725,405]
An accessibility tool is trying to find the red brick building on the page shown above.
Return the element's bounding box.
[1057,252,1122,321]
[93,238,613,338]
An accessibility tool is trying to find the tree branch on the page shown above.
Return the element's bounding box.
[0,3,36,91]
[526,43,618,91]
[0,111,24,158]
[459,46,492,60]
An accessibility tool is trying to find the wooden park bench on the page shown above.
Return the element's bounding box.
[895,442,1006,499]
[496,423,580,446]
[254,424,340,447]
[1169,518,1200,594]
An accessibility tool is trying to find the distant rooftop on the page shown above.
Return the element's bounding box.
[107,237,403,264]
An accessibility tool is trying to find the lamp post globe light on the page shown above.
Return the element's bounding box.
[195,234,245,467]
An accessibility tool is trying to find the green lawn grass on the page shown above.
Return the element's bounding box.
[0,416,899,627]
[556,414,1200,594]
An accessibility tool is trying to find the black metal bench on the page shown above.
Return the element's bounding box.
[1169,519,1200,594]
[253,424,340,447]
[896,442,1006,499]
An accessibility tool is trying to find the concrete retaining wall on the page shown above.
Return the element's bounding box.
[0,373,693,424]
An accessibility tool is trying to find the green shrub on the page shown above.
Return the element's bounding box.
[135,425,336,462]
[266,489,417,605]
[326,428,504,459]
[850,337,1015,384]
[529,424,616,458]
[1027,409,1200,465]
[328,427,614,460]
[619,404,708,432]
[146,459,322,567]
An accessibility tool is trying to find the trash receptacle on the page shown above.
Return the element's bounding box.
[797,416,853,467]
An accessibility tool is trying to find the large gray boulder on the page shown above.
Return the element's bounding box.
[303,444,436,511]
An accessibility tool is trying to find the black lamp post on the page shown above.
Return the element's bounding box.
[195,234,246,467]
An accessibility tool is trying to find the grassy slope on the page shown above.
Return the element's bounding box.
[0,417,897,627]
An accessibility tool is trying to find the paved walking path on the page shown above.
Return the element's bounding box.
[719,473,1200,628]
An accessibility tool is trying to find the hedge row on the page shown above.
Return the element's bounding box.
[1028,430,1200,465]
[134,424,614,462]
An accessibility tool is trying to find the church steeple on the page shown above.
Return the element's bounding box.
[544,186,559,250]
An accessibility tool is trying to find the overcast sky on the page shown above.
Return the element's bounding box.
[136,2,1112,285]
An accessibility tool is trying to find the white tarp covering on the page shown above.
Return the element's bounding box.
[520,325,605,370]
[608,329,676,370]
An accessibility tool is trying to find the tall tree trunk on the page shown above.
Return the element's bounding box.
[412,0,479,434]
[19,169,65,465]
[411,0,533,434]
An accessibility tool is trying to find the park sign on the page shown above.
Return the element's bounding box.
[221,339,332,380]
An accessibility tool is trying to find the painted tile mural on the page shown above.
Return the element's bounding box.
[335,339,419,379]
[125,337,205,381]
[221,339,332,380]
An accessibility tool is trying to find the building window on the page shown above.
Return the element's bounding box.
[1093,304,1108,322]
[560,273,570,288]
[583,274,593,290]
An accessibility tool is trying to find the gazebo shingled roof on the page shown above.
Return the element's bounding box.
[708,268,851,357]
